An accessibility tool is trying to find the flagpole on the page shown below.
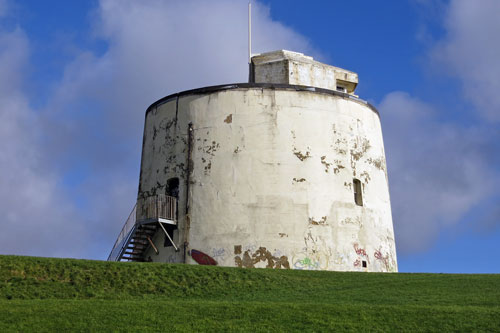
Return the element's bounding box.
[248,1,253,82]
[248,1,251,64]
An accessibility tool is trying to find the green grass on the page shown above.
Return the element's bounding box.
[0,255,499,332]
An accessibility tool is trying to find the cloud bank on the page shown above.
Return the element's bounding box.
[0,0,497,261]
[381,0,500,254]
[0,27,88,258]
[379,92,498,253]
[432,0,500,122]
[0,0,315,259]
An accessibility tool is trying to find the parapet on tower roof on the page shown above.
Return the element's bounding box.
[250,50,358,95]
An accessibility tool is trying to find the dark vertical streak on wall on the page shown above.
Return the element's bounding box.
[184,122,194,263]
[137,105,154,197]
[175,96,179,125]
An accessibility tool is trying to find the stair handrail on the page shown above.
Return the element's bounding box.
[108,204,137,261]
[108,194,178,261]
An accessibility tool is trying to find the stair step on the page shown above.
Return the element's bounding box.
[129,242,147,246]
[140,225,157,230]
[124,250,144,254]
[122,254,143,259]
[135,231,155,236]
[127,245,146,250]
[131,236,148,241]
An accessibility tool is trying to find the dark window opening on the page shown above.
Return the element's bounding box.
[362,260,367,268]
[166,177,179,199]
[163,224,176,247]
[353,178,363,206]
[166,177,180,220]
[336,86,347,93]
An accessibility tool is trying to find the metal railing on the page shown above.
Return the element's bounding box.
[108,205,137,261]
[108,195,178,261]
[136,194,177,222]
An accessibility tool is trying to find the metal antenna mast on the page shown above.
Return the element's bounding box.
[248,1,253,82]
[248,1,252,64]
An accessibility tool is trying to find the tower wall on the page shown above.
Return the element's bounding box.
[138,85,397,272]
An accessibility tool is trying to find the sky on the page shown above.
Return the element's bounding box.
[0,0,498,273]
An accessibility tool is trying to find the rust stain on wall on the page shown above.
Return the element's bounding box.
[293,147,311,161]
[309,216,327,225]
[367,157,386,171]
[333,164,345,174]
[350,138,371,161]
[234,246,290,269]
[350,138,371,176]
[293,177,306,183]
[360,171,371,184]
[224,114,233,124]
[320,156,332,172]
[323,157,346,174]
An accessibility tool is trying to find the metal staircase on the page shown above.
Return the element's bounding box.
[108,194,177,262]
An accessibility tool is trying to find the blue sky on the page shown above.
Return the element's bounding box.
[0,0,498,273]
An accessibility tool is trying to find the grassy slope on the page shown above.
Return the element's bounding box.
[0,255,499,332]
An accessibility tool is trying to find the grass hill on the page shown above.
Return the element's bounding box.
[0,255,499,332]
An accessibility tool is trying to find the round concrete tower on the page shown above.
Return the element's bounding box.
[115,50,397,272]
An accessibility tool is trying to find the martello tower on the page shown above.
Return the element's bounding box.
[109,50,398,272]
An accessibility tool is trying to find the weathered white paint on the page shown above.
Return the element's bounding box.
[252,50,358,94]
[133,51,397,271]
[139,87,397,272]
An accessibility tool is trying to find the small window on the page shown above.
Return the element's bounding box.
[362,260,367,268]
[167,177,180,220]
[336,86,347,93]
[353,178,363,206]
[167,177,179,199]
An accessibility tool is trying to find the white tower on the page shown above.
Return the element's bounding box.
[109,50,398,272]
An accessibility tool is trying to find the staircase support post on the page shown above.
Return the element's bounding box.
[158,222,179,252]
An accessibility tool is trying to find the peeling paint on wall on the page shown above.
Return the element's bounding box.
[321,155,346,174]
[309,216,327,225]
[341,216,362,226]
[350,137,371,176]
[234,246,290,269]
[138,88,398,272]
[367,157,386,172]
[360,171,371,184]
[320,156,332,173]
[292,147,311,161]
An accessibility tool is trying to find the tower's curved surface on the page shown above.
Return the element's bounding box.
[114,50,397,272]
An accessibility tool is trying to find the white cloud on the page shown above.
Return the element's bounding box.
[379,91,497,253]
[0,27,89,258]
[46,0,317,259]
[0,0,316,259]
[431,0,500,122]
